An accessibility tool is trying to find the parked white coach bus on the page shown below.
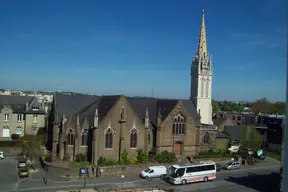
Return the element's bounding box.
[168,161,216,185]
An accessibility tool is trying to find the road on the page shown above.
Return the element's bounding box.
[0,157,20,191]
[1,164,280,192]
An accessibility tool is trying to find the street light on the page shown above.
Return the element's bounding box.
[45,166,48,185]
[121,175,125,188]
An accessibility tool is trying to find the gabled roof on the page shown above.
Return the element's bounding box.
[127,97,158,125]
[55,92,100,120]
[213,117,228,126]
[216,131,230,138]
[0,95,45,114]
[54,93,199,128]
[181,100,200,125]
[224,125,245,141]
[157,99,179,121]
[97,95,121,121]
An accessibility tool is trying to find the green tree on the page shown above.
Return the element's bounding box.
[212,100,219,112]
[251,98,273,114]
[273,102,286,115]
[19,135,42,161]
[240,126,262,152]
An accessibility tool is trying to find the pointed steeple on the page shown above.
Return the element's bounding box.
[197,9,208,57]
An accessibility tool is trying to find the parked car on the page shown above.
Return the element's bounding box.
[140,166,167,179]
[224,161,241,170]
[18,160,27,168]
[216,164,222,172]
[0,151,4,160]
[18,167,29,178]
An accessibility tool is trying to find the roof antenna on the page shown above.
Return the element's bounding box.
[59,84,62,93]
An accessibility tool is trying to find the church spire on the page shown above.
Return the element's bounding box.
[197,9,208,57]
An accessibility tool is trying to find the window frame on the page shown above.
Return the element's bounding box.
[66,129,75,146]
[33,115,38,123]
[172,114,185,135]
[16,127,23,135]
[203,132,210,144]
[4,114,9,122]
[81,129,89,147]
[17,114,22,122]
[130,128,138,148]
[104,127,113,149]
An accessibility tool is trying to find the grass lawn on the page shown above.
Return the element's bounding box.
[70,161,93,168]
[265,151,281,161]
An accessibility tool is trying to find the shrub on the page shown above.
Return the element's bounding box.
[11,134,20,140]
[98,156,106,166]
[75,153,86,162]
[196,151,231,158]
[149,147,157,154]
[155,150,176,163]
[121,149,129,165]
[106,159,118,166]
[45,154,52,162]
[130,157,138,164]
[137,149,148,164]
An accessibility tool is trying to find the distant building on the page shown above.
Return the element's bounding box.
[0,95,46,138]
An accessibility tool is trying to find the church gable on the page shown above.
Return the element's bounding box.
[64,114,78,133]
[80,116,90,130]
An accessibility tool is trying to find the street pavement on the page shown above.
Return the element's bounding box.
[0,156,21,192]
[4,164,280,192]
[0,157,280,192]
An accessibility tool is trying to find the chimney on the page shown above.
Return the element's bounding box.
[145,108,149,128]
[94,108,99,128]
[76,114,80,127]
[157,108,162,127]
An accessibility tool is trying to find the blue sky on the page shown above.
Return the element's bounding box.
[0,0,286,101]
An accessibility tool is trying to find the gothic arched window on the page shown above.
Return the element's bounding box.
[105,127,114,149]
[81,129,89,146]
[203,132,210,144]
[172,114,185,135]
[67,129,74,146]
[147,130,151,145]
[130,128,138,148]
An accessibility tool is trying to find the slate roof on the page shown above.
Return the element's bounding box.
[54,93,200,127]
[0,95,45,114]
[216,131,230,138]
[181,100,200,125]
[212,117,228,126]
[157,99,179,121]
[127,97,158,125]
[224,125,246,141]
[54,92,100,120]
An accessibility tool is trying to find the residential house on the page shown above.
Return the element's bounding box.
[0,95,46,138]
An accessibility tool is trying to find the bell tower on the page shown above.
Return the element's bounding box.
[190,10,213,125]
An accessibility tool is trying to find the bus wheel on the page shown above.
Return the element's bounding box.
[203,177,208,182]
[182,179,187,185]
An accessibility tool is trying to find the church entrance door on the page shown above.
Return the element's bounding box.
[175,142,182,156]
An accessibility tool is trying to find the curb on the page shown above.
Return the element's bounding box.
[56,164,280,183]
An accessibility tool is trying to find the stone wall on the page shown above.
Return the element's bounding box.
[0,146,23,156]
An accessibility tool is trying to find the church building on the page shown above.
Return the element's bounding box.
[47,10,227,163]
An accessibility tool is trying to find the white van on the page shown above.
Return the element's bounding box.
[140,166,167,178]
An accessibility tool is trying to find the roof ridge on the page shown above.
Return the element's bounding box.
[77,97,102,115]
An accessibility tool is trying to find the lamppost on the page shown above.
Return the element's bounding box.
[45,166,48,185]
[121,175,125,188]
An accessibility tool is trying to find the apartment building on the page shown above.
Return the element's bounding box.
[0,95,46,139]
